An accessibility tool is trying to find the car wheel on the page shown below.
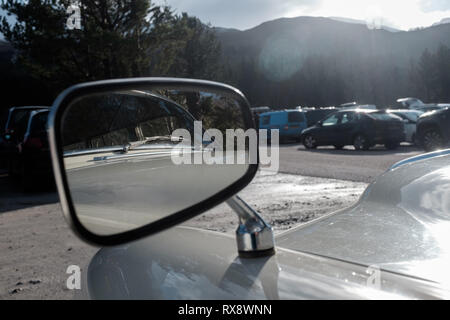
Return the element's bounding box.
[385,141,399,150]
[422,129,444,152]
[303,135,317,149]
[353,134,369,151]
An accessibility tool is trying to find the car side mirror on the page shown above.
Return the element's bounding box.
[48,78,259,246]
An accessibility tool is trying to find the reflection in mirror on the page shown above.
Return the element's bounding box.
[61,88,254,236]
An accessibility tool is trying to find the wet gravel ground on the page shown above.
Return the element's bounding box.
[278,143,422,183]
[185,171,367,234]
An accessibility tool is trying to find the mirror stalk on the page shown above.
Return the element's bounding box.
[227,196,276,258]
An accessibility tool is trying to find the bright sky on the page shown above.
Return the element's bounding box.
[156,0,450,30]
[1,0,449,36]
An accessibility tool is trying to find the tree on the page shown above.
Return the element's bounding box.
[0,0,224,100]
[1,1,165,92]
[414,45,450,102]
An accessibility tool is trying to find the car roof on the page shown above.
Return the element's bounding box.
[396,97,422,102]
[260,110,303,116]
[387,109,423,114]
[30,109,50,117]
[336,109,378,113]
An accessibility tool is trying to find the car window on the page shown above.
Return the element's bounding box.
[29,112,49,133]
[341,112,356,124]
[304,110,335,127]
[261,115,270,125]
[271,113,285,123]
[322,114,340,126]
[10,110,30,130]
[288,112,305,123]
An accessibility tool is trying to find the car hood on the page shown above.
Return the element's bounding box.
[277,154,450,286]
[420,107,449,119]
[83,154,450,300]
[301,125,319,134]
[85,226,447,300]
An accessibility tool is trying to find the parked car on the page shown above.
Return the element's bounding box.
[8,109,53,190]
[396,97,425,109]
[300,110,405,150]
[301,108,336,127]
[259,110,308,142]
[339,102,358,108]
[1,106,50,174]
[415,104,445,113]
[47,79,450,299]
[387,109,424,144]
[416,107,450,152]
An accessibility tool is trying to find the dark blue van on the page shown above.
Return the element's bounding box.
[259,110,307,142]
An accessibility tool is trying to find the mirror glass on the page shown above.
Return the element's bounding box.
[60,87,255,236]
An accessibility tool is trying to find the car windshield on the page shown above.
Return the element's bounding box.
[8,110,30,130]
[322,114,339,126]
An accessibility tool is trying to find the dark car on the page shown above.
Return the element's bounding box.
[302,108,336,128]
[8,109,53,190]
[1,106,50,171]
[416,107,450,152]
[300,110,405,150]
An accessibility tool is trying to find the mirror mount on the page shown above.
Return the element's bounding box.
[227,195,275,258]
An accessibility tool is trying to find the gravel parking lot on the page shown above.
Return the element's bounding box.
[279,143,422,183]
[0,144,423,299]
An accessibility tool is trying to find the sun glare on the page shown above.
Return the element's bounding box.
[286,0,450,31]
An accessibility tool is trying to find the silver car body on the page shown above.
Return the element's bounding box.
[81,152,450,300]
